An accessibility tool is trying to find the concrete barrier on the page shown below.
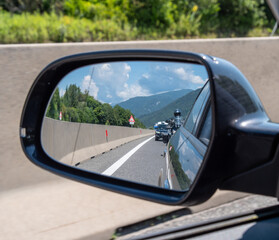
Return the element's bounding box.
[41,117,153,165]
[1,37,279,190]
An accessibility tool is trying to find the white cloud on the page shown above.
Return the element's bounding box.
[139,64,206,94]
[95,63,131,85]
[81,75,99,99]
[155,65,169,71]
[101,63,111,71]
[92,62,146,103]
[174,67,205,85]
[191,75,205,84]
[142,73,150,79]
[174,67,187,80]
[117,83,150,101]
[124,64,131,73]
[83,61,207,104]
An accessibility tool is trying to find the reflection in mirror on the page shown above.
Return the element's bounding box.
[41,60,211,191]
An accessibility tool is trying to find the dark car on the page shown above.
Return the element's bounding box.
[155,123,170,141]
[161,81,211,190]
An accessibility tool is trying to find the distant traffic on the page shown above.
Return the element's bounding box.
[154,109,183,143]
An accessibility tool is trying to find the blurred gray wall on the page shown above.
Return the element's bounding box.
[1,37,279,191]
[41,117,153,165]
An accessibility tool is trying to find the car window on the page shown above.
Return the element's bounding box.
[184,82,210,134]
[192,93,210,137]
[198,107,212,146]
[169,128,187,154]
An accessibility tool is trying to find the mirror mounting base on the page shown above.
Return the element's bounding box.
[220,144,279,200]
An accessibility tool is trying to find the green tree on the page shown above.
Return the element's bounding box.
[113,105,125,126]
[62,84,82,108]
[86,95,101,109]
[102,103,116,125]
[218,0,267,35]
[127,0,174,30]
[0,0,64,14]
[93,106,105,124]
[46,88,61,119]
[78,106,98,123]
[64,107,80,122]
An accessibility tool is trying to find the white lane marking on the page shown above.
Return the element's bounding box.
[165,148,173,189]
[102,136,154,176]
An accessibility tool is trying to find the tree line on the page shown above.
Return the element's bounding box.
[0,0,276,44]
[46,84,145,128]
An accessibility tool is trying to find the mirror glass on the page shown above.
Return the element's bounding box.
[41,60,211,191]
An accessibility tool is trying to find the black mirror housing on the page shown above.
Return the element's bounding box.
[20,50,279,206]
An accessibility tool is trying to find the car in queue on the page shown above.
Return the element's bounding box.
[155,122,170,141]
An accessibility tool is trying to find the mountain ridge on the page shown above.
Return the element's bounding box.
[117,89,192,118]
[138,88,201,127]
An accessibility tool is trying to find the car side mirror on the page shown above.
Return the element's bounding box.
[20,50,279,206]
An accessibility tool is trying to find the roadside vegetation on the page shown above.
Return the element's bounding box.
[46,84,146,128]
[0,0,276,44]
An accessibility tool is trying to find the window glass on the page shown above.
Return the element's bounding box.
[184,82,210,133]
[199,107,212,146]
[192,93,210,136]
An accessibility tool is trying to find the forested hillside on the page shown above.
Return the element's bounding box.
[139,88,201,127]
[118,89,192,118]
[46,84,145,128]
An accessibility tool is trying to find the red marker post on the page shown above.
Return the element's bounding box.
[105,129,108,142]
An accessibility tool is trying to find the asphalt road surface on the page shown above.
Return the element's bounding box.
[78,136,167,188]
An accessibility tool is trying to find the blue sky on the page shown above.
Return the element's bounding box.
[57,61,208,105]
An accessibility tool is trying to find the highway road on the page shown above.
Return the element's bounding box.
[78,135,167,188]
